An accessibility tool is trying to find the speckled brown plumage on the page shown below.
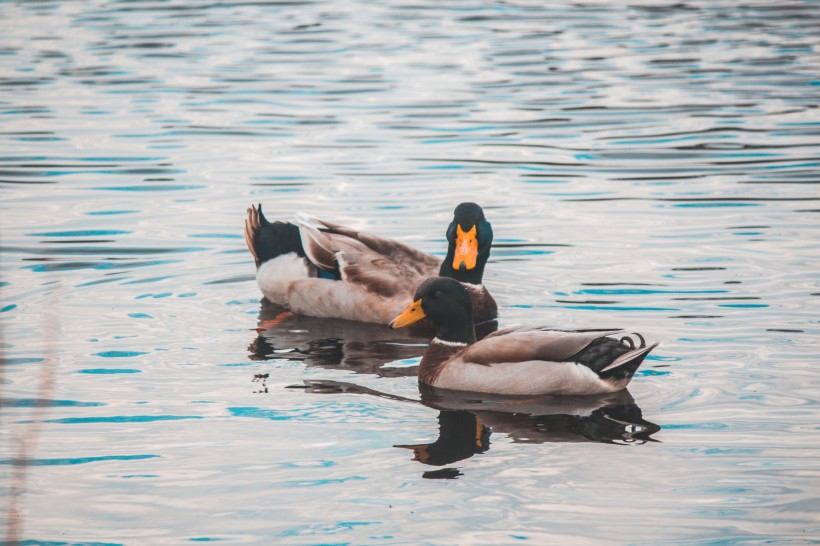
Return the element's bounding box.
[465,284,498,324]
[419,341,465,386]
[245,204,498,326]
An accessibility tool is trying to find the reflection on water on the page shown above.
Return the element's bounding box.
[2,0,819,542]
[249,299,429,378]
[294,379,660,478]
[419,387,661,447]
[395,411,491,480]
[249,299,498,377]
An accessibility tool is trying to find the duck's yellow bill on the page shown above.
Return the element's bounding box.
[389,299,426,329]
[453,224,478,270]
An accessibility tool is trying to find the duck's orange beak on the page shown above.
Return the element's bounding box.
[389,299,426,329]
[453,224,478,270]
[394,443,430,463]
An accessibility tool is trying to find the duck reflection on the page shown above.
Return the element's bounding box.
[395,410,491,467]
[402,388,658,478]
[249,299,497,378]
[293,379,660,479]
[419,385,658,444]
[248,299,428,377]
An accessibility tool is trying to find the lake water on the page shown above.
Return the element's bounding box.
[2,0,819,543]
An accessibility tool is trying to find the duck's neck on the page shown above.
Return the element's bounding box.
[435,320,476,346]
[439,251,488,285]
[418,299,476,385]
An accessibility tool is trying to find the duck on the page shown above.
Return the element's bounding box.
[390,277,660,396]
[244,203,497,325]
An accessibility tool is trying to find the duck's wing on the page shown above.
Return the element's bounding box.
[296,213,441,277]
[460,329,624,367]
[461,328,660,380]
[297,220,429,298]
[437,330,658,395]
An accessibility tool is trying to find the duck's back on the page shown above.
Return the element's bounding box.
[257,219,440,323]
[426,330,657,396]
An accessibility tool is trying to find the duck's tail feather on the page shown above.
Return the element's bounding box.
[598,341,660,381]
[244,204,304,268]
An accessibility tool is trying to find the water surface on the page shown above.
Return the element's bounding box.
[2,0,819,543]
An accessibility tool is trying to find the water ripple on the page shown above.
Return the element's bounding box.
[1,0,819,543]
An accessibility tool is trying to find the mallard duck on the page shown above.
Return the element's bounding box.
[390,277,660,396]
[244,203,497,324]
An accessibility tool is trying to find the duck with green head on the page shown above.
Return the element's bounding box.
[244,203,497,325]
[391,277,659,396]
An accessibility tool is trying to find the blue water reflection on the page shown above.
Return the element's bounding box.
[2,0,819,543]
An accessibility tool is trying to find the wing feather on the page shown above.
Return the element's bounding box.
[296,218,429,298]
[297,222,338,272]
[295,213,440,276]
[461,330,623,366]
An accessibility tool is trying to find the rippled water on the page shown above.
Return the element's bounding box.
[2,0,819,543]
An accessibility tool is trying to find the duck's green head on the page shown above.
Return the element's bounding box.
[440,202,493,284]
[390,277,475,343]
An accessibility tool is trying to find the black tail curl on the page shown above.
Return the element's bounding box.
[618,332,646,350]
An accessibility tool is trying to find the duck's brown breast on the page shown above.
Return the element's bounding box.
[419,341,466,385]
[465,284,498,324]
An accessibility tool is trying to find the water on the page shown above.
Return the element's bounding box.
[2,0,819,543]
